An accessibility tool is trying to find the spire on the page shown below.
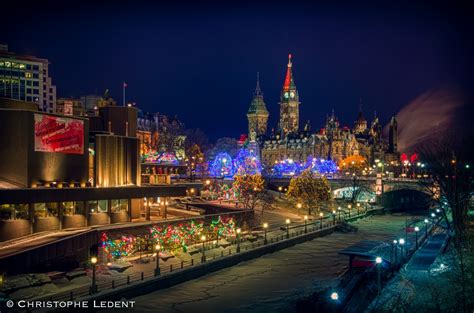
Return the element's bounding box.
[254,72,262,96]
[283,53,296,91]
[356,97,365,122]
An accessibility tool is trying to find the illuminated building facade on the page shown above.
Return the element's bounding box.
[248,54,399,167]
[0,44,56,113]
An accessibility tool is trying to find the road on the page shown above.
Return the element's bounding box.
[127,214,415,313]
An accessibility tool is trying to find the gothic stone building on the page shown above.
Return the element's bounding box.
[246,54,399,167]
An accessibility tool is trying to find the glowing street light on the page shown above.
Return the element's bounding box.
[424,218,429,237]
[278,186,283,197]
[297,203,302,209]
[414,226,420,249]
[285,219,290,238]
[399,238,405,261]
[236,228,241,253]
[263,223,268,244]
[332,210,336,225]
[330,292,339,301]
[375,256,382,295]
[304,215,308,233]
[90,256,98,293]
[431,212,436,218]
[201,235,206,263]
[155,244,161,276]
[319,212,324,229]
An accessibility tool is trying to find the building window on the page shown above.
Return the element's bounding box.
[62,202,85,215]
[0,204,29,220]
[88,200,107,214]
[111,199,128,213]
[34,203,58,218]
[25,72,32,78]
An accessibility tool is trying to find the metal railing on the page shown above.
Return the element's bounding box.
[32,210,374,302]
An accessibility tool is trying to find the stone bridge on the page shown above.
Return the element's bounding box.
[265,177,432,210]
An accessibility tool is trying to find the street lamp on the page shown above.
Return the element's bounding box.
[319,212,324,229]
[356,202,361,215]
[263,223,268,244]
[201,235,206,263]
[304,215,308,233]
[399,238,405,262]
[332,210,336,225]
[154,244,161,276]
[278,186,283,197]
[90,256,98,294]
[431,212,436,218]
[393,239,398,265]
[236,228,241,253]
[414,226,420,249]
[330,291,339,311]
[285,219,290,238]
[375,256,382,295]
[337,207,341,221]
[424,218,429,237]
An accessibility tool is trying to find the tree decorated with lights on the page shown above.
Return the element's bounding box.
[209,152,234,177]
[339,155,368,203]
[306,157,338,174]
[286,169,331,215]
[101,232,136,260]
[271,159,300,177]
[233,148,262,175]
[232,174,265,210]
[338,155,367,175]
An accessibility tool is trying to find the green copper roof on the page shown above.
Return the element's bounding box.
[248,73,269,115]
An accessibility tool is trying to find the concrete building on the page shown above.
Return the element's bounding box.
[0,98,199,243]
[0,44,56,113]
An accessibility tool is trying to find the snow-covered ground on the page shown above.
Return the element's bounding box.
[125,214,415,313]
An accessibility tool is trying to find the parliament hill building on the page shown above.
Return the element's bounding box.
[246,54,399,167]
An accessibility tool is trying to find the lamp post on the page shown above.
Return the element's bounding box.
[414,226,420,249]
[332,210,336,226]
[236,228,241,253]
[263,223,268,244]
[393,239,398,266]
[330,292,339,312]
[319,212,324,229]
[278,186,282,198]
[399,238,405,262]
[356,203,361,215]
[304,215,308,233]
[154,244,161,276]
[424,218,429,237]
[90,256,97,294]
[285,219,290,238]
[375,256,382,295]
[201,235,206,263]
[337,207,341,221]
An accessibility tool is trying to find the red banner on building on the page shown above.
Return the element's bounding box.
[34,114,84,154]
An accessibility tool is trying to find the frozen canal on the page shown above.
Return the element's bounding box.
[128,214,413,313]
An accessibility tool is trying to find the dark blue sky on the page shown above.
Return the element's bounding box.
[1,1,472,140]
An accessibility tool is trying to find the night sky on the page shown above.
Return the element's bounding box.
[1,1,472,141]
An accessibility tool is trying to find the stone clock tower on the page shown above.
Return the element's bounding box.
[279,54,300,137]
[247,73,269,142]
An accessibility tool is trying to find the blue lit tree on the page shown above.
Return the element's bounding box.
[209,152,234,177]
[306,157,338,174]
[233,148,262,175]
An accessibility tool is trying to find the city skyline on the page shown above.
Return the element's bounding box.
[1,1,472,140]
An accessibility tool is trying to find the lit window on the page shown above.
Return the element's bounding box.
[5,61,11,67]
[19,64,25,69]
[25,72,32,78]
